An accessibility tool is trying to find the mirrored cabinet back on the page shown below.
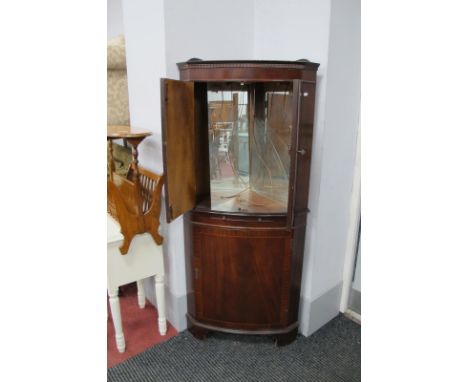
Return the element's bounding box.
[161,60,319,345]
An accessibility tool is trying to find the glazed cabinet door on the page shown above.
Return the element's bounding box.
[287,80,317,228]
[161,79,197,222]
[192,223,292,330]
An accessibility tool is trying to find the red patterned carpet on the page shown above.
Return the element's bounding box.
[107,282,178,368]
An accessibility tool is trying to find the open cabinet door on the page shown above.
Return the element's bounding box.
[287,80,317,229]
[161,78,196,223]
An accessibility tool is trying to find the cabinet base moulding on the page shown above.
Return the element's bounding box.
[187,314,299,346]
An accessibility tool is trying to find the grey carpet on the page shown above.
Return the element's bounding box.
[108,314,360,382]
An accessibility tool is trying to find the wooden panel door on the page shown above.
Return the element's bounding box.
[192,224,292,330]
[287,80,317,228]
[161,78,196,222]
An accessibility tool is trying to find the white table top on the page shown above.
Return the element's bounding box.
[107,214,124,244]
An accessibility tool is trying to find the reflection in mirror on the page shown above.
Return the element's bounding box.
[207,82,293,213]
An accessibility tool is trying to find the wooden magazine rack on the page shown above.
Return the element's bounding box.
[107,125,164,254]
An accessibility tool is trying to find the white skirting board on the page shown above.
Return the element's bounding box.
[299,282,343,337]
[348,289,361,315]
[142,280,345,335]
[344,309,361,324]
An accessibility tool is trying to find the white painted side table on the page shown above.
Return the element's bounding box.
[107,214,167,353]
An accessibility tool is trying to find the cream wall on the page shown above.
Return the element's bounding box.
[309,0,360,301]
[308,0,360,330]
[252,0,335,335]
[119,0,254,330]
[161,0,255,329]
[107,0,124,39]
[164,0,255,79]
[253,0,361,335]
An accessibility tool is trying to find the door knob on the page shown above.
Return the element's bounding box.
[297,149,306,155]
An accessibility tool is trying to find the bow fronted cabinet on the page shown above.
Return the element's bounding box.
[160,60,319,345]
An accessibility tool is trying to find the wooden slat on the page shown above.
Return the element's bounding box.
[161,78,197,222]
[107,167,165,254]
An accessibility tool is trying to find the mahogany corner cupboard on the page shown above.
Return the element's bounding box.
[160,59,319,345]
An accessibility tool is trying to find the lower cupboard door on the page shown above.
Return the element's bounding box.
[193,227,292,329]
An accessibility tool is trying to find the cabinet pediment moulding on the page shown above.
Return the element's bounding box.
[176,59,319,82]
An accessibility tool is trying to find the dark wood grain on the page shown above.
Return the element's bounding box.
[178,60,318,82]
[107,125,152,140]
[188,211,292,331]
[193,83,211,203]
[288,214,307,325]
[165,60,319,344]
[160,79,196,222]
[287,80,317,228]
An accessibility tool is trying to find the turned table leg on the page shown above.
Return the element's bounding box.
[136,280,146,309]
[154,274,167,335]
[108,287,125,353]
[107,139,115,181]
[126,137,144,216]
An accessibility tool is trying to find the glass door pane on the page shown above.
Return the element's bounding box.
[250,83,293,208]
[207,82,293,213]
